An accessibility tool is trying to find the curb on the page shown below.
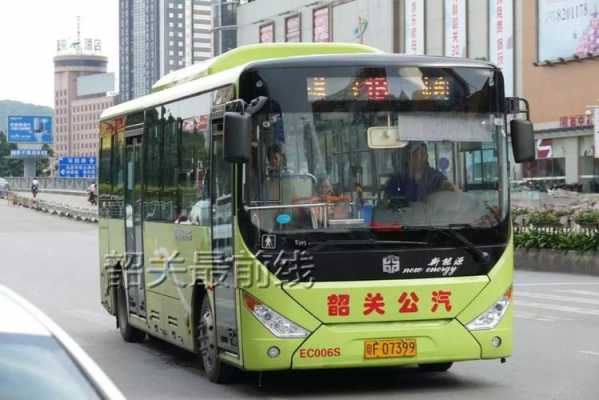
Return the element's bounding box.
[9,193,98,224]
[515,248,599,276]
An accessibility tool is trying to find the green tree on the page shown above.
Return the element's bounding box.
[36,143,54,176]
[0,131,23,176]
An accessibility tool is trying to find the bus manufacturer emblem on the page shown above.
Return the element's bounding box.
[382,255,400,274]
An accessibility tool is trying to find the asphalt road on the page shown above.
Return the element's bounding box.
[1,200,598,399]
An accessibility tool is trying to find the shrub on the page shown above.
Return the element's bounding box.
[574,210,599,226]
[515,231,599,252]
[527,210,561,227]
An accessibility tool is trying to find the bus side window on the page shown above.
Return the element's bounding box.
[162,115,179,222]
[162,92,212,224]
[180,116,211,225]
[144,108,162,222]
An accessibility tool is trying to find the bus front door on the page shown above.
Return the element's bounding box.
[211,121,239,355]
[124,133,146,317]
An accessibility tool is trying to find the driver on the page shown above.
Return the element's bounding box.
[384,141,454,204]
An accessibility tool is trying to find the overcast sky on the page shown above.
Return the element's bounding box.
[0,1,118,108]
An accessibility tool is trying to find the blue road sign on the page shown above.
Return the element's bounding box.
[7,116,53,144]
[58,157,97,178]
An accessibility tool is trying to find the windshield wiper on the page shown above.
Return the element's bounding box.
[308,239,428,252]
[403,225,491,266]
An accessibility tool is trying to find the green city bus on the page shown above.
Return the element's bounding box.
[98,43,534,383]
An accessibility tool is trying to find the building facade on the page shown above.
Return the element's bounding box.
[235,0,599,191]
[236,0,397,52]
[54,54,115,159]
[119,0,213,102]
[520,0,599,191]
[212,0,238,56]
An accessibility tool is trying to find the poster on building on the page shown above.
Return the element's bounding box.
[538,0,599,61]
[444,0,467,57]
[536,139,553,159]
[594,108,599,159]
[285,15,301,42]
[489,0,514,96]
[404,0,424,54]
[313,6,331,42]
[259,22,274,43]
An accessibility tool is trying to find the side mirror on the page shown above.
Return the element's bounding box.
[510,119,535,163]
[223,112,251,163]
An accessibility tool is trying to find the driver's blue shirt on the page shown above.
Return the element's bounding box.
[385,167,447,202]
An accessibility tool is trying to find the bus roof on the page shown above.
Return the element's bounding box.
[151,42,382,92]
[244,53,497,70]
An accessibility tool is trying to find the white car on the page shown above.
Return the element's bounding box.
[0,285,125,399]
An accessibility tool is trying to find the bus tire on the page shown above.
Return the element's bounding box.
[197,295,236,383]
[418,362,453,372]
[117,279,146,343]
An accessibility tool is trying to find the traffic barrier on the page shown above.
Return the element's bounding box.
[1,177,94,192]
[10,193,98,223]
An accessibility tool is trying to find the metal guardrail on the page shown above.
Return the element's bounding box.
[8,192,98,223]
[1,177,94,192]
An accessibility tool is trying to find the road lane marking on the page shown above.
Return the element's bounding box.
[580,351,599,357]
[516,300,599,316]
[513,310,564,322]
[515,282,599,287]
[517,292,599,306]
[557,289,599,298]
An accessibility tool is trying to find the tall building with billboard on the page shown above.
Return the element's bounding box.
[54,41,115,161]
[119,0,213,103]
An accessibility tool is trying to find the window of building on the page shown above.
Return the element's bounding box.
[522,158,566,179]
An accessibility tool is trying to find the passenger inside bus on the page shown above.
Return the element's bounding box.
[383,141,456,208]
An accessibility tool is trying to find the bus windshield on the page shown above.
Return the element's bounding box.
[240,65,508,235]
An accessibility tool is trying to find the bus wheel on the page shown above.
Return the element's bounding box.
[117,279,145,343]
[418,362,453,372]
[198,296,235,383]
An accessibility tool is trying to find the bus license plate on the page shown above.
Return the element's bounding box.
[364,338,417,359]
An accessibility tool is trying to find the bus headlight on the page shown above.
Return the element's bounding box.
[243,292,309,338]
[466,287,512,331]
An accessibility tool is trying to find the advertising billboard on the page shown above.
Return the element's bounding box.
[7,116,53,144]
[538,0,599,61]
[404,0,425,54]
[594,108,599,159]
[77,73,115,97]
[490,0,514,96]
[444,0,467,57]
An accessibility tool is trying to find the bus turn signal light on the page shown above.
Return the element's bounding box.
[243,292,309,339]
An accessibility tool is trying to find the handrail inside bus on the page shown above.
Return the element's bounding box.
[244,203,327,211]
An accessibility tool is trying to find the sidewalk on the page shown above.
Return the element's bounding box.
[18,192,95,210]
